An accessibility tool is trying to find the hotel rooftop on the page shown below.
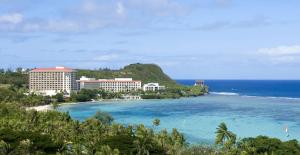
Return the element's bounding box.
[30,66,76,72]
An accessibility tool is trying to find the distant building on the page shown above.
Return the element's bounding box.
[194,80,204,86]
[143,83,165,91]
[122,95,141,100]
[77,76,142,92]
[29,67,77,96]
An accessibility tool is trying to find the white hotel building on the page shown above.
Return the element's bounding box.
[143,83,165,91]
[29,67,77,96]
[77,76,142,92]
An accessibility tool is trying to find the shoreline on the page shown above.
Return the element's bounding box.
[25,98,143,111]
[26,102,78,111]
[25,95,207,112]
[26,104,53,111]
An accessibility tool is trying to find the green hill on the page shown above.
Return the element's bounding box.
[76,63,178,87]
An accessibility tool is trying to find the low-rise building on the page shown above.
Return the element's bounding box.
[143,83,165,91]
[194,80,204,86]
[29,67,77,96]
[122,95,141,100]
[77,76,142,92]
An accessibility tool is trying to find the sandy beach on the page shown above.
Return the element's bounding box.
[26,99,140,112]
[26,104,53,111]
[26,102,80,112]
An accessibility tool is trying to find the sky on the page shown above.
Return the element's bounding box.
[0,0,300,79]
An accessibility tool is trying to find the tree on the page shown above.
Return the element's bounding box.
[157,129,169,150]
[93,111,114,125]
[76,93,90,102]
[52,102,59,110]
[95,145,120,155]
[54,93,64,102]
[215,122,236,149]
[237,136,300,155]
[153,118,160,127]
[0,140,10,155]
[15,67,23,73]
[190,85,204,96]
[134,125,154,155]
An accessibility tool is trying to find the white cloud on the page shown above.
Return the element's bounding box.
[82,0,98,13]
[128,0,187,16]
[0,13,23,24]
[0,0,189,33]
[195,16,271,31]
[257,45,300,64]
[116,2,125,16]
[258,45,300,56]
[46,20,80,32]
[94,54,119,61]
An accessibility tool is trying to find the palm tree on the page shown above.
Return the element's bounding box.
[134,125,154,155]
[157,129,168,150]
[152,118,160,130]
[215,122,236,148]
[52,101,59,110]
[96,145,120,155]
[0,140,10,155]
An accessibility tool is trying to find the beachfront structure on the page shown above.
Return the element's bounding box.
[194,80,204,86]
[77,76,142,92]
[143,83,165,91]
[122,95,141,100]
[29,67,77,96]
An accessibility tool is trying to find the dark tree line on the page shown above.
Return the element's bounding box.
[0,68,29,88]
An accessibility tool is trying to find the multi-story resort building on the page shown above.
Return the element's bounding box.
[29,67,77,96]
[77,76,142,92]
[143,83,165,91]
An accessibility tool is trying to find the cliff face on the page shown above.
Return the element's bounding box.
[76,63,178,87]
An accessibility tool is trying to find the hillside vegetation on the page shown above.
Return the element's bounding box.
[0,71,28,88]
[77,63,178,87]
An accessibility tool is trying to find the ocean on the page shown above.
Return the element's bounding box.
[58,80,300,144]
[177,80,300,99]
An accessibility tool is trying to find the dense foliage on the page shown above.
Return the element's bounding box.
[212,123,300,155]
[0,69,28,88]
[0,103,187,154]
[141,85,208,99]
[1,103,299,155]
[0,86,126,106]
[0,87,51,106]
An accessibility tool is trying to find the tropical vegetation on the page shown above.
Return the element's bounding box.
[1,103,300,155]
[0,103,187,154]
[0,68,28,88]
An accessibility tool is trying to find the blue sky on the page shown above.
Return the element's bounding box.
[0,0,300,79]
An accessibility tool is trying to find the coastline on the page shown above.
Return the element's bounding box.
[25,98,142,111]
[26,102,78,111]
[26,104,53,111]
[26,94,207,112]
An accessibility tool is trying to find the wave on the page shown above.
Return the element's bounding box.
[241,95,300,100]
[210,92,239,96]
[210,92,300,100]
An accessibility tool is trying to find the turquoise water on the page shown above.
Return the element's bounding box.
[58,94,300,144]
